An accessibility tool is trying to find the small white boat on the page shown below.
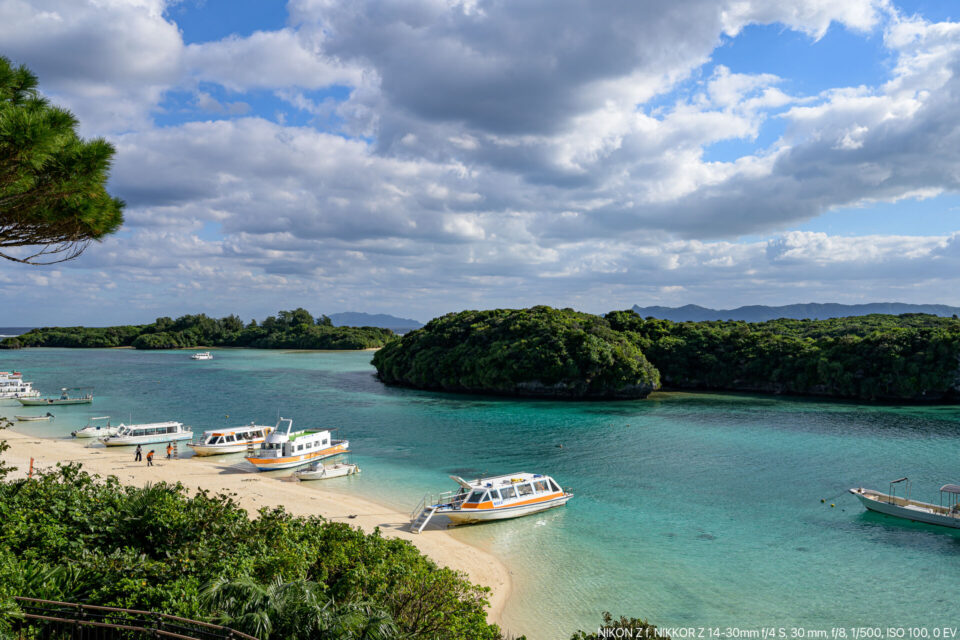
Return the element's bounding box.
[245,418,349,471]
[15,412,54,422]
[72,416,118,438]
[294,462,360,481]
[850,478,960,529]
[187,422,273,456]
[100,421,193,446]
[409,472,573,533]
[191,352,213,360]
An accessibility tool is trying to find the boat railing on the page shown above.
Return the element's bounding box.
[410,490,465,521]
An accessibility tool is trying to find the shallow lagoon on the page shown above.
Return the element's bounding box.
[3,348,959,639]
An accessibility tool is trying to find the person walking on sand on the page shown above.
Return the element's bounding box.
[134,444,142,462]
[166,443,173,459]
[146,450,154,467]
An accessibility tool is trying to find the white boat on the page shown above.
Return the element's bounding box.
[409,472,573,533]
[72,416,118,438]
[245,418,349,471]
[19,387,93,406]
[100,421,193,446]
[850,478,960,529]
[191,352,213,360]
[294,462,360,481]
[0,371,41,404]
[187,422,274,456]
[15,412,54,422]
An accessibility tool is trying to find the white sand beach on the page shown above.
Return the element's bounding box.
[1,428,512,629]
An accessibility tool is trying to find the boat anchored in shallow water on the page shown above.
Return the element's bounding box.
[850,477,960,529]
[191,352,213,360]
[409,472,573,533]
[15,412,53,422]
[294,461,360,481]
[18,387,93,406]
[100,421,193,446]
[187,422,273,456]
[245,417,348,471]
[72,416,118,438]
[0,371,40,404]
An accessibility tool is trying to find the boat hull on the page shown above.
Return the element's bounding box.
[15,415,52,422]
[850,489,960,529]
[72,428,118,438]
[246,443,349,471]
[101,432,194,446]
[187,442,263,456]
[444,494,573,524]
[18,397,92,406]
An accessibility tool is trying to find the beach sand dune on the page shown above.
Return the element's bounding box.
[1,429,511,628]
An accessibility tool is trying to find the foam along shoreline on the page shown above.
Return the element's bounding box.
[0,428,511,629]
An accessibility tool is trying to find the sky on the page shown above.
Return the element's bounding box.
[3,0,960,325]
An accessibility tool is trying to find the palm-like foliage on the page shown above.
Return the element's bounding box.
[0,56,123,264]
[201,575,404,640]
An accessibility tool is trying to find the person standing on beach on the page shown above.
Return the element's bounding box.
[166,443,173,459]
[134,444,142,462]
[146,450,154,466]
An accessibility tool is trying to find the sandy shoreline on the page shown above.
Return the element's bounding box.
[1,428,511,629]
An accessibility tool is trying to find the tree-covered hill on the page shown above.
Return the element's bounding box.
[606,310,960,402]
[0,308,395,350]
[372,306,660,399]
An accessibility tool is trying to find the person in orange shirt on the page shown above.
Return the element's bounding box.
[166,443,173,459]
[146,450,155,466]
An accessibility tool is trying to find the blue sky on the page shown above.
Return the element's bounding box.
[2,0,960,325]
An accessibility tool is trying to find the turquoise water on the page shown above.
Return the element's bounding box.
[3,348,960,639]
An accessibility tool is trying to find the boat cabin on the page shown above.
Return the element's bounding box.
[256,418,335,459]
[452,473,564,510]
[201,424,271,446]
[115,422,186,438]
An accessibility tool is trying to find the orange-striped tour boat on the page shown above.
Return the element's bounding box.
[410,472,573,532]
[244,417,348,471]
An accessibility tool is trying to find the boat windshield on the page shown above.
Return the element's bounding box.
[464,490,487,504]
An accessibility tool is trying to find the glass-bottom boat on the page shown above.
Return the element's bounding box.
[187,422,273,455]
[409,472,573,532]
[245,418,349,471]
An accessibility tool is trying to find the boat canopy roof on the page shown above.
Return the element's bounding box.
[454,472,552,488]
[940,484,960,494]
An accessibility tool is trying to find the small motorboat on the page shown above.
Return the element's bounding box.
[850,477,960,529]
[294,461,360,481]
[409,472,573,533]
[18,387,93,405]
[191,352,213,360]
[15,412,54,422]
[72,416,118,438]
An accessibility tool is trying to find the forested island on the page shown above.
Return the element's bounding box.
[0,309,395,350]
[374,307,960,402]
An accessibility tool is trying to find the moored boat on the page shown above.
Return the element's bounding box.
[850,477,960,529]
[15,412,54,422]
[191,352,213,360]
[0,371,40,404]
[100,421,193,446]
[72,416,118,438]
[294,461,360,481]
[187,422,273,456]
[245,418,348,471]
[409,472,573,533]
[18,388,93,406]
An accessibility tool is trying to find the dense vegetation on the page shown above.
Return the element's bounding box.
[0,451,501,639]
[373,306,660,399]
[0,56,124,265]
[374,307,960,403]
[607,310,960,402]
[0,308,395,350]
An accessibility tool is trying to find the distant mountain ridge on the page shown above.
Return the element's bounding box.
[630,303,960,322]
[327,312,423,332]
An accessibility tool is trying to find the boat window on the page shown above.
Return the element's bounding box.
[465,491,487,504]
[517,483,534,497]
[500,486,517,500]
[297,444,304,451]
[225,435,235,442]
[534,480,549,493]
[489,489,502,501]
[549,480,561,492]
[253,430,262,438]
